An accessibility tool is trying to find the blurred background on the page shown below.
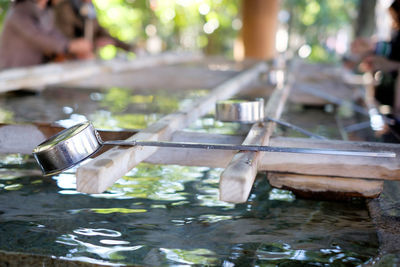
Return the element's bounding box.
[0,0,392,62]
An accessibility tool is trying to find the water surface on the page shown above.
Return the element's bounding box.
[0,154,378,266]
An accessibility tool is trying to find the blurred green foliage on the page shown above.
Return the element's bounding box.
[94,0,359,61]
[94,0,240,56]
[283,0,359,62]
[0,0,360,61]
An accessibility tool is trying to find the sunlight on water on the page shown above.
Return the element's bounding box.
[56,114,89,128]
[103,163,234,209]
[188,116,244,135]
[52,87,210,130]
[252,243,371,265]
[198,214,233,223]
[160,248,218,265]
[90,208,147,214]
[0,154,26,165]
[53,173,79,194]
[73,228,122,237]
[269,188,296,202]
[3,183,23,191]
[100,240,130,245]
[56,233,142,261]
[0,175,20,181]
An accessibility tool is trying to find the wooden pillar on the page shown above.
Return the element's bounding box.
[241,0,280,60]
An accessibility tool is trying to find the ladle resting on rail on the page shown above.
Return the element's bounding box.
[32,121,396,176]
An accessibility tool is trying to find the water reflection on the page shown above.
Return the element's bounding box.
[0,155,379,266]
[100,240,130,245]
[160,248,218,265]
[73,228,121,237]
[90,208,147,214]
[188,115,244,135]
[198,214,233,223]
[269,188,295,202]
[0,154,27,165]
[253,243,369,265]
[0,86,209,130]
[56,233,142,261]
[3,183,23,191]
[106,164,233,208]
[0,144,380,266]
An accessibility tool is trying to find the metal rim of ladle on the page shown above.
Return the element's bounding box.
[215,98,265,123]
[32,121,102,176]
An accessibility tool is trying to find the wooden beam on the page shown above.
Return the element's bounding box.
[146,135,400,181]
[76,62,268,194]
[219,79,290,203]
[0,52,202,93]
[262,137,400,180]
[268,173,383,199]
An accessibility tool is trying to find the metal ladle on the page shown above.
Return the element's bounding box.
[33,121,396,176]
[215,98,326,139]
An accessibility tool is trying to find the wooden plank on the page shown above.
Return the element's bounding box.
[289,60,366,110]
[0,124,48,155]
[146,135,400,180]
[293,83,368,115]
[268,173,383,199]
[76,62,268,194]
[262,137,400,180]
[219,77,290,203]
[0,52,202,93]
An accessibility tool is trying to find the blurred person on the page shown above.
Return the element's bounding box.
[0,0,93,70]
[52,0,133,53]
[349,0,400,116]
[351,1,400,64]
[365,0,400,113]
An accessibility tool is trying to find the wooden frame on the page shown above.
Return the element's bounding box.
[75,62,268,193]
[2,121,398,199]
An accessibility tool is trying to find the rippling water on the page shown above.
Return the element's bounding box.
[0,154,378,266]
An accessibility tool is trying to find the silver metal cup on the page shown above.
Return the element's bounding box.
[216,98,264,123]
[32,121,102,175]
